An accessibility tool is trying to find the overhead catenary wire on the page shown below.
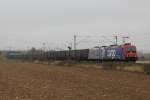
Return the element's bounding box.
[73,34,117,50]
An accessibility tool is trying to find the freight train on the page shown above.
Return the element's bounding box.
[7,43,138,62]
[46,43,137,61]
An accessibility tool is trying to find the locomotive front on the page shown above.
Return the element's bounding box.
[122,43,138,61]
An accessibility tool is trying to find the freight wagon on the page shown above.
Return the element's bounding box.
[46,49,89,60]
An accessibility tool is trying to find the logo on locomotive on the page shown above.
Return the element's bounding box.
[107,49,116,58]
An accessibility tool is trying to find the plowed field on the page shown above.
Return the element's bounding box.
[0,63,150,100]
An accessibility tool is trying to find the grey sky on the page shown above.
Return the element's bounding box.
[0,0,150,52]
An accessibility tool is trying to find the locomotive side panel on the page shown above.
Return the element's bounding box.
[106,48,116,60]
[106,47,124,60]
[88,48,106,60]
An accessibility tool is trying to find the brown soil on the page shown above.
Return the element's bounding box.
[0,63,150,100]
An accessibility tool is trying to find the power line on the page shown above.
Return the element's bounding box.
[122,36,130,44]
[73,34,117,50]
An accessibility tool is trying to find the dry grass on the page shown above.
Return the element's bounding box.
[45,60,150,73]
[136,61,150,64]
[123,66,144,72]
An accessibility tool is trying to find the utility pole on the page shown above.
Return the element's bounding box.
[115,35,118,45]
[122,36,129,44]
[43,43,46,51]
[74,35,77,50]
[73,35,77,60]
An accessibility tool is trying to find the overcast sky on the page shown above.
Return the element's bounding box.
[0,0,150,52]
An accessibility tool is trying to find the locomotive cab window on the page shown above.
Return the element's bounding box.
[127,48,136,53]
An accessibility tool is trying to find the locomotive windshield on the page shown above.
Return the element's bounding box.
[127,47,136,52]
